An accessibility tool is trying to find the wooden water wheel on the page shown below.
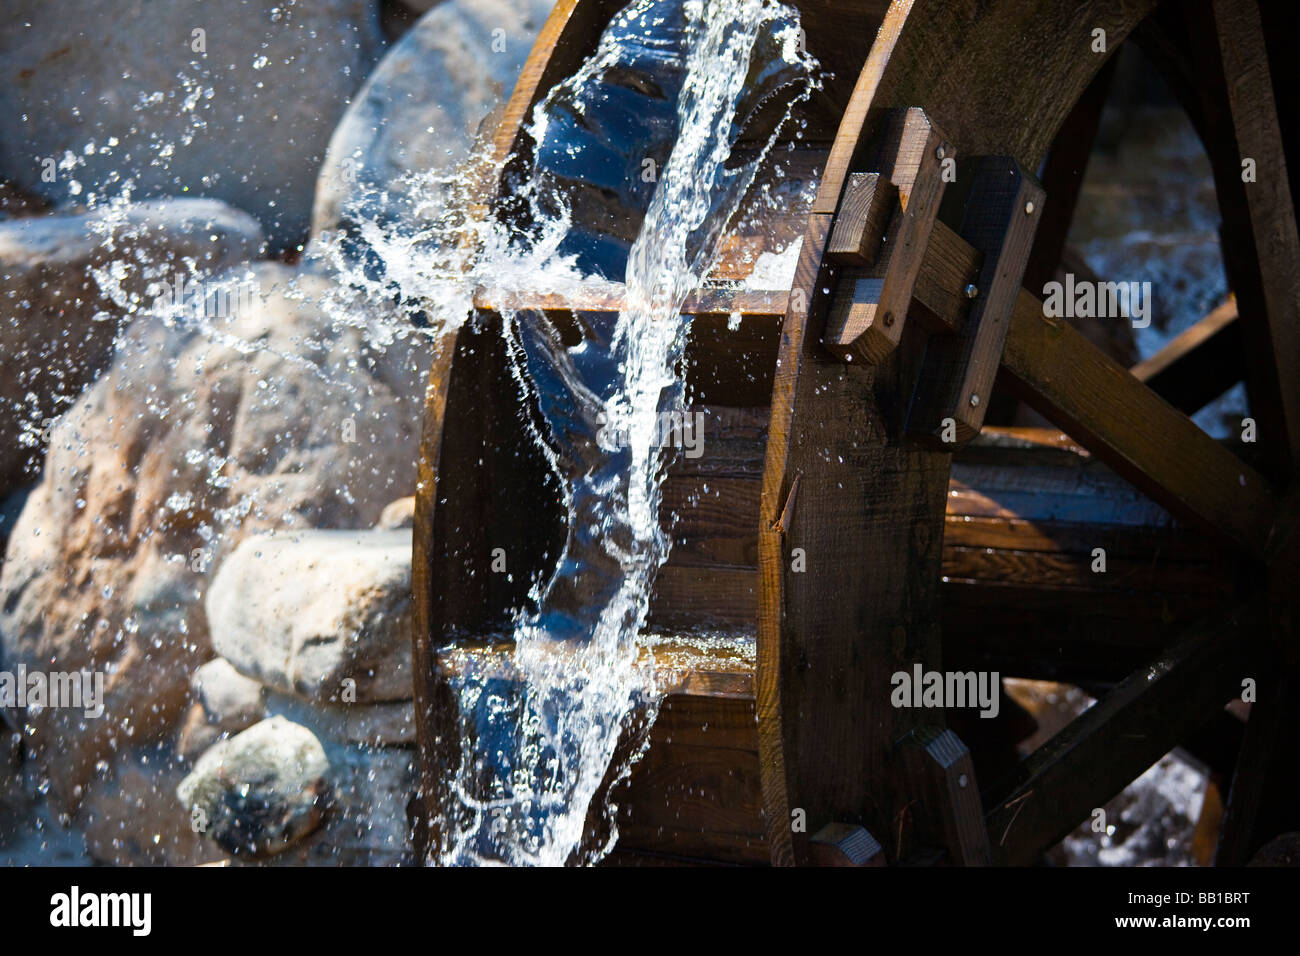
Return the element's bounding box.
[411,0,1300,866]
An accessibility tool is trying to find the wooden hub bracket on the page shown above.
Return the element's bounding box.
[820,117,1044,450]
[906,157,1045,449]
[821,108,953,365]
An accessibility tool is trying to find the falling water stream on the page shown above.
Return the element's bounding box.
[436,0,817,865]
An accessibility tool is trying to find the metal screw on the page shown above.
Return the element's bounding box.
[958,774,969,789]
[964,283,978,299]
[969,394,980,407]
[936,145,946,161]
[1025,200,1035,215]
[883,311,895,328]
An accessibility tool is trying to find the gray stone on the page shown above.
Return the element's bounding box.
[0,260,425,810]
[0,198,263,498]
[311,0,552,242]
[0,0,386,248]
[207,529,414,704]
[192,658,265,732]
[177,716,330,858]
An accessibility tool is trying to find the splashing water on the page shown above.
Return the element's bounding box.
[436,0,818,866]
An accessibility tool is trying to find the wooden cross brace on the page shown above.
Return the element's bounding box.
[820,108,1045,450]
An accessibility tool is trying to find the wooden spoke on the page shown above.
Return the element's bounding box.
[1022,57,1118,296]
[1185,0,1300,483]
[986,603,1258,866]
[1130,298,1243,415]
[908,221,1278,558]
[1216,669,1300,865]
[1000,289,1277,557]
[1216,485,1300,863]
[901,726,992,865]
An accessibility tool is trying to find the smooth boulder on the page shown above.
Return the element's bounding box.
[311,0,553,242]
[192,658,266,733]
[0,0,386,248]
[177,716,330,858]
[207,530,414,704]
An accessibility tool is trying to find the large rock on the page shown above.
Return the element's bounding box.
[0,198,263,498]
[177,716,330,858]
[0,260,425,809]
[207,530,414,704]
[0,0,386,248]
[311,0,552,243]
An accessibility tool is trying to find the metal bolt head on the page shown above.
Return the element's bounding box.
[883,311,896,328]
[958,773,969,788]
[1025,200,1035,215]
[936,145,946,161]
[964,283,978,300]
[969,393,980,408]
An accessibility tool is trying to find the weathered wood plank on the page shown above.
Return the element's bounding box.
[901,726,991,865]
[826,172,897,266]
[1195,0,1300,483]
[758,188,953,865]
